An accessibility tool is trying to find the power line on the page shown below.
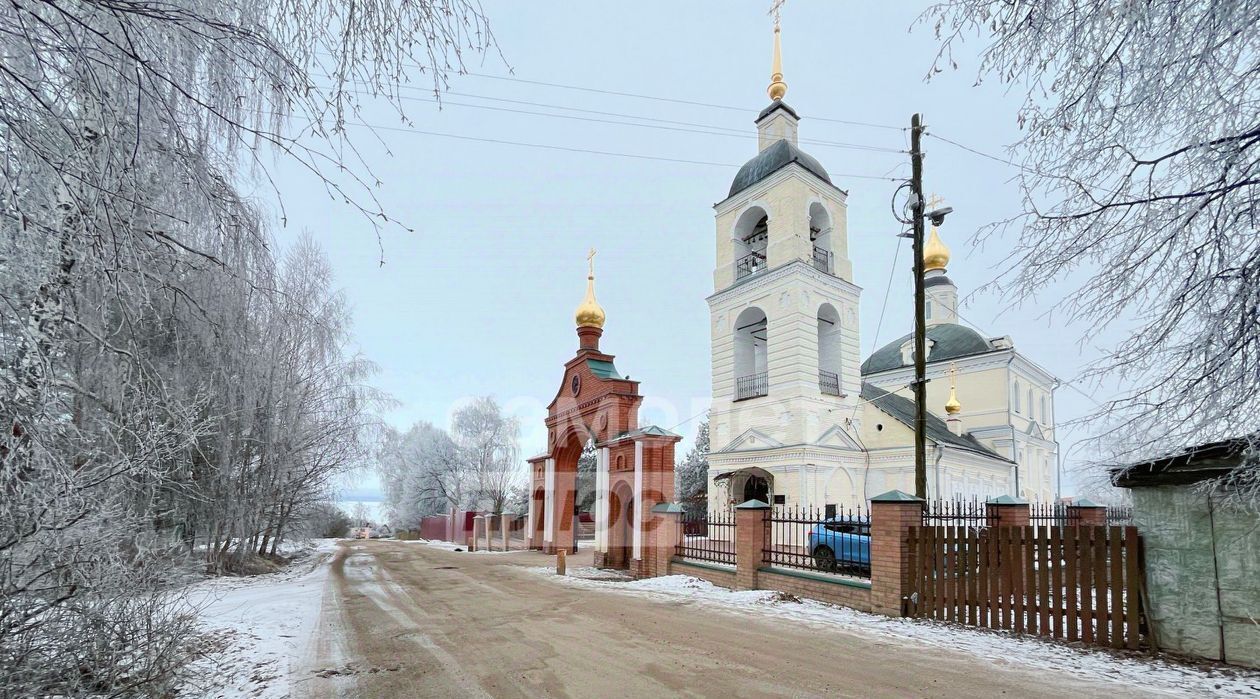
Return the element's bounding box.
[284,114,904,180]
[461,71,906,131]
[309,51,905,132]
[927,132,1029,171]
[336,87,906,155]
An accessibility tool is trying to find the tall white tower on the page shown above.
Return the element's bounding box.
[706,18,866,509]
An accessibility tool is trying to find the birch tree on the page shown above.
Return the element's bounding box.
[1,1,498,693]
[925,1,1260,498]
[452,397,523,514]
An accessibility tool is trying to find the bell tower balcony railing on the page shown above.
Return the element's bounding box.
[734,371,769,401]
[819,370,841,396]
[736,251,767,279]
[812,245,833,274]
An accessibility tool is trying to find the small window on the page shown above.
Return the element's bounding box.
[925,301,933,320]
[1013,381,1021,413]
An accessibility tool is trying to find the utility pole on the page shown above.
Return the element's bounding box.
[910,113,928,500]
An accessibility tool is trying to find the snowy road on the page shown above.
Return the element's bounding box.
[219,539,1256,698]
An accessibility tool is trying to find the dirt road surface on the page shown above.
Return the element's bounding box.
[293,540,1159,698]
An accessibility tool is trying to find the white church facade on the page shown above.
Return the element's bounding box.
[705,23,1059,511]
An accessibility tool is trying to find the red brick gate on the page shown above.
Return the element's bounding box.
[907,524,1148,649]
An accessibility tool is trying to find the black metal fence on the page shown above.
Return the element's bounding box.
[764,505,871,578]
[921,497,995,528]
[1028,502,1081,529]
[676,509,736,566]
[819,370,841,396]
[734,372,769,401]
[1106,505,1134,525]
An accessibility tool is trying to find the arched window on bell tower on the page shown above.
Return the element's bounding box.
[733,206,769,279]
[809,202,833,274]
[817,303,842,396]
[733,306,768,400]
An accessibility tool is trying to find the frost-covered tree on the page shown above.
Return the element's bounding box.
[1,1,497,694]
[676,417,710,516]
[452,397,523,513]
[925,1,1260,498]
[378,421,464,529]
[575,441,598,513]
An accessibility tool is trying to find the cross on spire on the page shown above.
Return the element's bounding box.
[587,247,597,279]
[768,0,787,25]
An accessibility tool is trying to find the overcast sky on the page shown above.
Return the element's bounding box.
[262,1,1121,498]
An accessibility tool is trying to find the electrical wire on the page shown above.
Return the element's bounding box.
[335,88,906,154]
[459,71,906,131]
[282,113,904,180]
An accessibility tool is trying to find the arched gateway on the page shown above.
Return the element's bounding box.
[526,252,681,577]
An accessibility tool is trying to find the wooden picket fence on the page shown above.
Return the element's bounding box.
[907,525,1147,649]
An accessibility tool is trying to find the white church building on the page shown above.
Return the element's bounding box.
[705,23,1058,511]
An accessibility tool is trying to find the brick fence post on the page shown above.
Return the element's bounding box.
[870,490,924,617]
[734,499,770,591]
[986,495,1030,528]
[1067,497,1106,526]
[471,515,485,552]
[501,514,514,551]
[645,503,684,578]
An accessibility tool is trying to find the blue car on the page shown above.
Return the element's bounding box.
[808,517,871,574]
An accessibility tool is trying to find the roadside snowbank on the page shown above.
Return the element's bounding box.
[177,539,339,698]
[538,570,1259,698]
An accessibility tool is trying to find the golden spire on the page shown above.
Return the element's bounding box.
[923,194,951,272]
[767,1,788,101]
[945,364,962,415]
[574,247,606,329]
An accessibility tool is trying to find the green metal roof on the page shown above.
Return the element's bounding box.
[861,323,995,375]
[586,358,622,380]
[729,138,832,197]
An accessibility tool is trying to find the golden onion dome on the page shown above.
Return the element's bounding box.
[945,384,962,415]
[924,226,950,272]
[575,249,605,328]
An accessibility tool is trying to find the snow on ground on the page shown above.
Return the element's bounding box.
[177,539,339,698]
[535,570,1260,698]
[400,538,520,554]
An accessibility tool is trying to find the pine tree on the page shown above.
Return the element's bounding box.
[675,417,710,516]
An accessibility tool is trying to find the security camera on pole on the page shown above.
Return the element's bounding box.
[904,113,953,500]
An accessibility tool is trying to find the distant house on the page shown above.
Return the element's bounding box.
[1111,437,1259,668]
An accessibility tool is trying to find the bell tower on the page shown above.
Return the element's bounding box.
[705,10,866,510]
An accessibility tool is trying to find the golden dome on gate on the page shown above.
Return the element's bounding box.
[945,384,962,415]
[924,226,951,272]
[575,281,605,329]
[575,250,605,329]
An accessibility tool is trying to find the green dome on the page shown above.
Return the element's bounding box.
[729,139,831,197]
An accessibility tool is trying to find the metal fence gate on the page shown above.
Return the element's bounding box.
[907,525,1148,649]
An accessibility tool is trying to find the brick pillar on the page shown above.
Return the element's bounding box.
[1067,498,1106,526]
[501,514,514,551]
[734,499,770,591]
[644,503,683,578]
[986,495,1030,528]
[870,490,925,617]
[471,515,485,552]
